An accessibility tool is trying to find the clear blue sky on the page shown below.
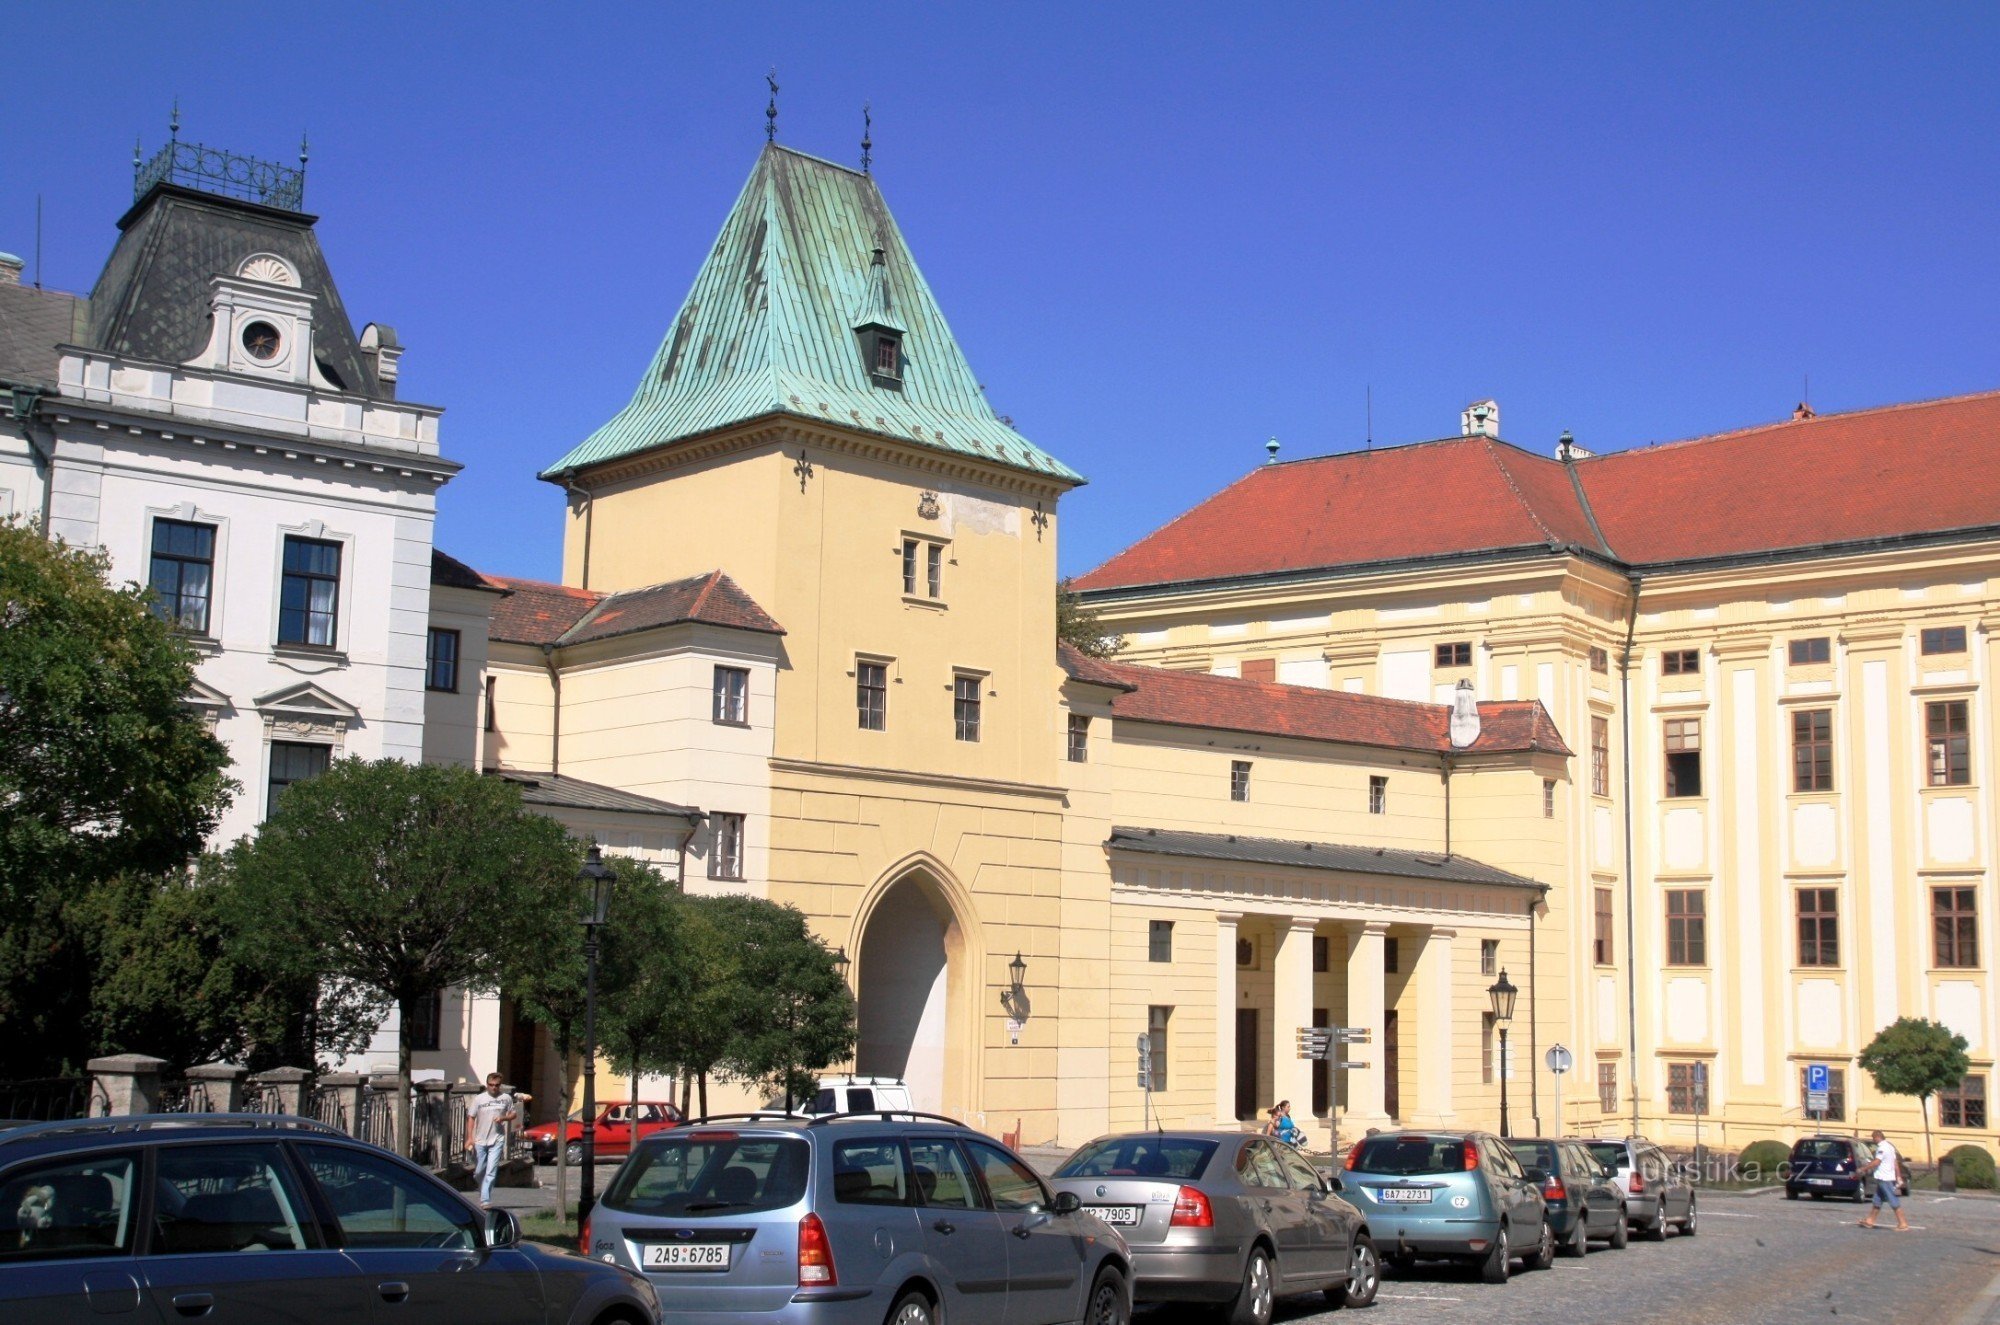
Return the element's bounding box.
[7,4,1996,581]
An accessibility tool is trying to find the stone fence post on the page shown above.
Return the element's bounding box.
[248,1066,313,1116]
[87,1055,169,1115]
[186,1062,248,1113]
[318,1072,368,1138]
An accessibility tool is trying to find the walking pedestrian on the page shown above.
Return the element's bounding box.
[1858,1130,1912,1232]
[466,1073,528,1209]
[1265,1100,1304,1148]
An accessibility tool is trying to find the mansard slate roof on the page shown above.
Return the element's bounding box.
[1105,826,1546,891]
[1075,390,2000,591]
[0,284,87,388]
[541,145,1082,485]
[487,570,783,647]
[85,184,389,398]
[1058,643,1569,757]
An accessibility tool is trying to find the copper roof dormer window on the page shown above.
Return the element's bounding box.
[852,246,907,388]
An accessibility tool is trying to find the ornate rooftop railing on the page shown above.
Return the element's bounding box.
[135,139,305,212]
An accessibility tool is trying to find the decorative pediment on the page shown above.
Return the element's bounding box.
[254,681,358,741]
[184,678,232,710]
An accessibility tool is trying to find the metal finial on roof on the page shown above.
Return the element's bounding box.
[133,135,142,176]
[169,100,180,141]
[299,132,310,170]
[765,68,780,143]
[861,101,873,174]
[1266,437,1280,464]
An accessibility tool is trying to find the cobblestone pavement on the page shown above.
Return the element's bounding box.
[1142,1191,2000,1325]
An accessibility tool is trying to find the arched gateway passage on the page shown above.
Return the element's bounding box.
[853,867,974,1116]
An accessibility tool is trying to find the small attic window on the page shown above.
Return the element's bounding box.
[870,331,902,383]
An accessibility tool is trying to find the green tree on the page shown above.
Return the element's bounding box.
[1056,578,1123,659]
[1858,1016,1971,1167]
[603,891,737,1118]
[713,896,856,1110]
[226,759,580,1156]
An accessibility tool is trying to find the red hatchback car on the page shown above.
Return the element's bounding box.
[526,1101,683,1165]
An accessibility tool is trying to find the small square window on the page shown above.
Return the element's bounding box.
[1368,775,1387,814]
[1067,713,1089,763]
[1435,641,1472,668]
[1230,760,1251,802]
[1148,920,1173,963]
[1788,637,1831,666]
[1939,1075,1987,1129]
[1921,626,1968,656]
[872,333,902,380]
[1589,646,1609,674]
[712,665,749,725]
[1662,648,1700,676]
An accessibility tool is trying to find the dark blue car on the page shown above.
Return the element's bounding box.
[1785,1135,1875,1201]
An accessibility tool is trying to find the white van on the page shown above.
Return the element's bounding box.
[809,1075,913,1116]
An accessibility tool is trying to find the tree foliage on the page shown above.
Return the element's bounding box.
[713,896,856,1107]
[226,759,580,1155]
[1858,1016,1971,1167]
[1056,578,1123,659]
[0,519,234,901]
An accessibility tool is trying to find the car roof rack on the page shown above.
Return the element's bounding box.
[811,1109,969,1128]
[682,1112,815,1127]
[0,1113,347,1146]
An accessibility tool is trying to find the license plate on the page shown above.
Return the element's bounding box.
[641,1243,730,1269]
[1380,1187,1433,1203]
[1091,1206,1141,1225]
[1807,1178,1832,1186]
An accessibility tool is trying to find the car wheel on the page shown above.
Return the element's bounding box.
[1641,1204,1668,1242]
[1680,1196,1697,1237]
[1562,1215,1588,1258]
[1086,1268,1129,1325]
[1226,1247,1275,1325]
[1524,1218,1555,1271]
[1479,1224,1510,1285]
[1326,1233,1380,1309]
[1608,1207,1628,1249]
[564,1140,584,1166]
[887,1289,935,1325]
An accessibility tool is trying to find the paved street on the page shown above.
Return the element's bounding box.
[1142,1191,2000,1325]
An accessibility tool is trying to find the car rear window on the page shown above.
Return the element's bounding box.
[1056,1137,1218,1180]
[1793,1139,1854,1160]
[1352,1135,1471,1176]
[1585,1143,1627,1171]
[604,1134,809,1216]
[1509,1142,1557,1172]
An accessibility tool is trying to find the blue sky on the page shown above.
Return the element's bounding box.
[6,3,1996,581]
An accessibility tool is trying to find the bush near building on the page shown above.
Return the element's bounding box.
[1738,1140,1792,1183]
[1945,1144,1996,1190]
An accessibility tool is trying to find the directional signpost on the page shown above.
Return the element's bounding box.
[1137,1034,1155,1130]
[1806,1063,1830,1122]
[1297,1026,1372,1162]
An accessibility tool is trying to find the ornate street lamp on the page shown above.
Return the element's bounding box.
[833,947,851,985]
[1000,951,1030,1022]
[576,844,616,1229]
[1488,969,1518,1138]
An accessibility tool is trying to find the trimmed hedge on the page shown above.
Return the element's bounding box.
[1738,1140,1792,1183]
[1945,1144,1996,1190]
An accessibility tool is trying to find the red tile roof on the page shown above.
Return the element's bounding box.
[1059,646,1569,757]
[1075,390,2000,589]
[486,571,783,647]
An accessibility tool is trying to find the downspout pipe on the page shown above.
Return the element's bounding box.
[1439,754,1452,857]
[560,468,594,592]
[541,642,562,777]
[1530,886,1547,1134]
[1620,576,1643,1136]
[8,385,54,529]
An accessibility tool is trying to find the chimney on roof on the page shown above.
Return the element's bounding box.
[1554,429,1593,462]
[0,252,22,286]
[1448,678,1481,749]
[360,323,402,399]
[1792,402,1816,420]
[1460,399,1500,438]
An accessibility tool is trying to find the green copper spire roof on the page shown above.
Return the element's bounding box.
[543,145,1082,485]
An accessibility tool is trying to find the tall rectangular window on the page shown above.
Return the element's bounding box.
[1591,717,1610,796]
[1312,936,1329,972]
[1662,649,1700,676]
[1148,920,1173,963]
[1934,887,1979,968]
[1666,1062,1702,1114]
[1434,641,1471,667]
[857,661,888,731]
[1597,1061,1618,1115]
[1067,713,1089,763]
[148,518,216,634]
[927,543,943,599]
[708,812,745,880]
[1801,1065,1846,1121]
[1383,937,1400,974]
[278,536,341,647]
[953,675,982,742]
[266,741,331,819]
[1543,779,1557,818]
[1480,939,1498,976]
[1594,888,1614,964]
[1481,1013,1496,1084]
[1792,708,1833,791]
[1146,1006,1171,1091]
[1368,775,1387,814]
[406,990,443,1052]
[425,628,460,693]
[1589,646,1609,674]
[1922,626,1968,656]
[1664,716,1702,798]
[902,538,944,600]
[1928,700,1971,786]
[712,665,749,724]
[1230,760,1251,802]
[1939,1076,1987,1129]
[901,539,918,595]
[1788,637,1831,666]
[1666,889,1706,965]
[1797,887,1839,966]
[483,676,497,732]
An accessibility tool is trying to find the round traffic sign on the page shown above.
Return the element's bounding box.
[1545,1043,1573,1075]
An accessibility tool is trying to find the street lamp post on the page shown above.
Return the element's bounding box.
[576,845,616,1232]
[1488,968,1518,1138]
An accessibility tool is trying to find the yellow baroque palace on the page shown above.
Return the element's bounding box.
[473,142,1998,1158]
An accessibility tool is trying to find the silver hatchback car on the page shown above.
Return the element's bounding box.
[585,1112,1131,1325]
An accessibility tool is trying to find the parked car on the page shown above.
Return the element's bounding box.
[1335,1130,1552,1283]
[1056,1130,1378,1319]
[528,1100,683,1165]
[0,1113,661,1325]
[1507,1138,1629,1256]
[1785,1135,1899,1202]
[585,1110,1131,1325]
[807,1077,913,1117]
[1579,1137,1696,1239]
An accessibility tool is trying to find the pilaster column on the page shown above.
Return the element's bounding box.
[185,1062,248,1113]
[1416,927,1456,1125]
[87,1054,168,1116]
[1272,918,1318,1144]
[1344,921,1392,1128]
[1215,914,1241,1127]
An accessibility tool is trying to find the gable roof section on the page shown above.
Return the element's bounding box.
[430,549,506,592]
[487,769,701,820]
[1107,826,1545,891]
[1073,434,1597,592]
[542,145,1081,486]
[0,283,87,388]
[1065,649,1569,757]
[486,570,783,647]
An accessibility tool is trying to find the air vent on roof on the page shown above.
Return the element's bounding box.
[1461,399,1500,438]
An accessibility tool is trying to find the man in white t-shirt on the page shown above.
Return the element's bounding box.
[1858,1130,1911,1231]
[465,1074,530,1208]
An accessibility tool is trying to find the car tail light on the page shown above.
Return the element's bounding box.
[687,1130,740,1143]
[1628,1168,1645,1195]
[1344,1146,1361,1171]
[1542,1175,1567,1202]
[1462,1145,1480,1171]
[578,1215,591,1258]
[798,1212,837,1286]
[1170,1186,1214,1227]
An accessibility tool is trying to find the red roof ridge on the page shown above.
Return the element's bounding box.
[485,573,605,601]
[1581,386,2000,463]
[1071,464,1271,589]
[1476,437,1563,545]
[687,569,722,621]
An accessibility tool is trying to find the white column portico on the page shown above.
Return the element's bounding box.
[1415,926,1456,1125]
[1344,920,1392,1129]
[1215,913,1241,1128]
[1271,917,1317,1139]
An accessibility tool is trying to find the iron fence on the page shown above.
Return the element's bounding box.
[0,1077,92,1122]
[307,1083,346,1133]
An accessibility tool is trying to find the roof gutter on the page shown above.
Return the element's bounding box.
[1076,541,1625,605]
[6,385,54,529]
[1619,573,1643,1136]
